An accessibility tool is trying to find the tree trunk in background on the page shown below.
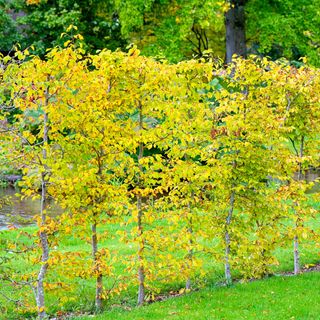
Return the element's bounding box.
[225,0,247,63]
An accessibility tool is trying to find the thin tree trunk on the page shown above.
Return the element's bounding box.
[186,224,193,290]
[225,189,235,284]
[91,157,104,310]
[92,220,103,309]
[137,192,145,305]
[137,104,145,306]
[293,136,304,275]
[225,0,247,63]
[186,193,194,290]
[36,109,49,320]
[185,216,193,290]
[293,235,300,275]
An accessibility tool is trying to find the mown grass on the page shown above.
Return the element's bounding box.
[75,272,320,320]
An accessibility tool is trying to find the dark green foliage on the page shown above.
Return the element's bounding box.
[115,0,320,64]
[3,0,320,64]
[5,0,127,55]
[246,0,320,66]
[0,1,21,53]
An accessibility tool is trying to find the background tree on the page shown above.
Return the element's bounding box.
[225,0,247,63]
[4,0,320,64]
[4,0,127,55]
[114,0,320,64]
[246,0,320,65]
[0,1,21,54]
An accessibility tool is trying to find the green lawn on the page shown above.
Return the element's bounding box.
[75,272,320,320]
